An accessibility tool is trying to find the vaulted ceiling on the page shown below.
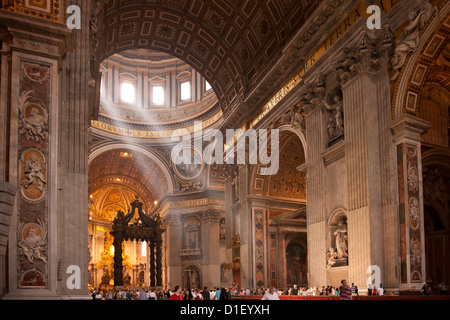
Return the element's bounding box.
[96,0,322,126]
[88,148,169,204]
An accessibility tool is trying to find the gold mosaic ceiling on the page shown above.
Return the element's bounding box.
[88,148,169,204]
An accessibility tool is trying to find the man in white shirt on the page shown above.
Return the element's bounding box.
[210,289,216,300]
[261,288,280,300]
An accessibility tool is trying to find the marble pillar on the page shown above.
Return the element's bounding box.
[391,115,431,290]
[338,29,395,291]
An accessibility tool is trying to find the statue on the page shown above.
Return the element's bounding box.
[190,270,199,289]
[324,95,344,140]
[231,169,239,200]
[334,219,348,259]
[327,117,335,140]
[290,106,306,133]
[326,248,337,268]
[391,2,437,81]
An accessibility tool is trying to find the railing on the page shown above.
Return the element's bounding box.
[232,295,450,301]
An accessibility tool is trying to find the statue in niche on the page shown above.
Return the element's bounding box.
[324,94,344,140]
[188,230,198,249]
[327,117,335,140]
[391,2,437,81]
[326,247,337,268]
[190,269,199,289]
[21,155,46,192]
[334,218,348,260]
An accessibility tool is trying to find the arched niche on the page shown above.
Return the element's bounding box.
[183,264,202,290]
[182,215,201,251]
[285,237,308,286]
[326,209,348,268]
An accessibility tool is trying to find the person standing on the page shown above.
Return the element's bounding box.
[216,287,221,300]
[420,282,429,296]
[170,286,183,300]
[290,285,299,295]
[262,288,280,300]
[351,283,356,296]
[339,279,352,300]
[210,289,217,300]
[201,287,210,300]
[378,284,385,296]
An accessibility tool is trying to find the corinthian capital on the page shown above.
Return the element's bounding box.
[335,26,394,85]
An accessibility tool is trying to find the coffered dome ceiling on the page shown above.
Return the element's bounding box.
[95,0,322,128]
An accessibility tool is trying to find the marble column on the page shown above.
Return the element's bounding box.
[277,231,288,290]
[201,211,221,288]
[167,213,182,289]
[301,74,328,288]
[391,115,431,291]
[337,28,395,291]
[0,8,74,299]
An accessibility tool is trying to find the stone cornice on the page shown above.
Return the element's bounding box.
[0,10,73,61]
[390,114,432,143]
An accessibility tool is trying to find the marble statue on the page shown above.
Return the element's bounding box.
[391,2,437,81]
[326,247,337,268]
[334,219,348,259]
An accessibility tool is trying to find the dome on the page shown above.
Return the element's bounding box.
[94,48,222,140]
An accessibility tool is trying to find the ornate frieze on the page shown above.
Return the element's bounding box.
[16,61,51,289]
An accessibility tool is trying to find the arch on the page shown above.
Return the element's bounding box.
[285,238,308,286]
[250,128,307,200]
[89,142,175,193]
[277,125,308,159]
[393,3,450,118]
[328,208,348,227]
[95,3,244,100]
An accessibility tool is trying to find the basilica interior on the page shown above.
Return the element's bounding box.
[0,0,449,299]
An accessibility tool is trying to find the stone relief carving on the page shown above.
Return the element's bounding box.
[20,154,47,193]
[391,1,437,81]
[18,90,48,142]
[17,219,47,264]
[408,164,419,193]
[326,247,337,268]
[324,94,344,140]
[290,105,306,133]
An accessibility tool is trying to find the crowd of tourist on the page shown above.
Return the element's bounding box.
[89,279,369,300]
[89,279,446,300]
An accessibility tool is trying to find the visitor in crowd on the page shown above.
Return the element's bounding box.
[262,288,280,300]
[339,279,352,300]
[170,285,183,300]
